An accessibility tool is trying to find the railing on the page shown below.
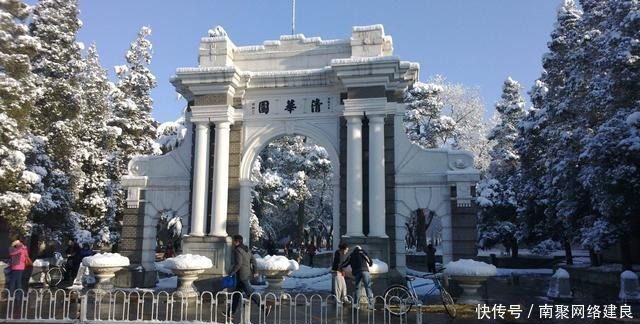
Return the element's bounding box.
[0,288,427,323]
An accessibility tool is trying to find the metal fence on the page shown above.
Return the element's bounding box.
[0,288,430,324]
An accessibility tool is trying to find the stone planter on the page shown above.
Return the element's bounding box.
[450,275,490,304]
[259,269,292,297]
[90,266,124,290]
[171,268,206,298]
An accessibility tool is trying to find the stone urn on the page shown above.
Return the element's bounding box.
[444,259,496,304]
[255,255,299,298]
[259,269,293,296]
[91,266,125,290]
[83,253,130,291]
[162,254,213,298]
[172,268,206,297]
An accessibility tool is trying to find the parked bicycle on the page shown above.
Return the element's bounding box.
[45,252,68,287]
[384,268,456,318]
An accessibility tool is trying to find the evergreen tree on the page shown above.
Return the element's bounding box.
[110,26,159,179]
[251,136,333,246]
[0,0,42,237]
[403,82,456,149]
[477,77,525,256]
[72,44,120,245]
[516,0,584,262]
[28,0,84,237]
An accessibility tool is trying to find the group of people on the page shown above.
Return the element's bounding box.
[224,235,378,320]
[331,243,376,310]
[4,238,94,293]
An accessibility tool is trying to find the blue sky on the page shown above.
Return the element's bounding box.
[73,0,562,122]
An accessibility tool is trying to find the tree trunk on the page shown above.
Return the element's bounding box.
[511,239,519,259]
[564,240,573,265]
[297,200,305,245]
[621,233,632,271]
[416,209,426,251]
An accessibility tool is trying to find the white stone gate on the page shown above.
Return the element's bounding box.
[120,25,479,288]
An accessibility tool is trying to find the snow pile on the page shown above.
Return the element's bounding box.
[444,259,497,277]
[255,255,299,271]
[289,265,329,278]
[33,259,50,267]
[82,253,130,267]
[163,254,213,270]
[552,268,570,279]
[369,259,389,274]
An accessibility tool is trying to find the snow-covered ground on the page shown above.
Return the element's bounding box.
[477,248,589,257]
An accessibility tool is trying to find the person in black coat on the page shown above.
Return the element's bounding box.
[225,235,272,319]
[331,243,349,303]
[341,245,374,310]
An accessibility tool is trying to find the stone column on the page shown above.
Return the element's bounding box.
[190,122,210,236]
[238,180,253,242]
[210,121,231,237]
[368,115,387,237]
[345,116,364,237]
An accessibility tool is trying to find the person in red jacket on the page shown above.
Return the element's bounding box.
[8,240,29,293]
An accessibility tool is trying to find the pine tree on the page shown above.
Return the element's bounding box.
[576,0,640,269]
[251,136,333,246]
[0,0,42,237]
[72,44,120,245]
[28,0,85,237]
[110,26,160,178]
[516,0,584,262]
[477,77,525,256]
[403,82,456,149]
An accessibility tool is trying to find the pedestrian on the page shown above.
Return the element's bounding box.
[307,242,317,267]
[331,243,349,303]
[80,243,94,259]
[163,244,175,259]
[65,239,81,281]
[425,243,436,273]
[225,235,273,320]
[341,245,374,310]
[8,239,29,294]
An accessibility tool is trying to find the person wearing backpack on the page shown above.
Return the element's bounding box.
[8,240,30,293]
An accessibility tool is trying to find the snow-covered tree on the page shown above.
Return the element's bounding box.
[477,77,525,256]
[251,136,333,247]
[28,0,85,238]
[109,26,160,178]
[429,76,491,172]
[515,0,584,264]
[403,82,456,149]
[155,114,187,154]
[0,0,42,237]
[71,44,121,246]
[575,0,640,269]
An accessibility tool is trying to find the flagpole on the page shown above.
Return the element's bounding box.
[292,0,296,35]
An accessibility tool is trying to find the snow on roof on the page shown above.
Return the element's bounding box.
[82,253,130,268]
[444,259,497,277]
[163,254,213,270]
[352,24,384,32]
[331,56,399,65]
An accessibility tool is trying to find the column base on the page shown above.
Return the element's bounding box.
[182,235,232,292]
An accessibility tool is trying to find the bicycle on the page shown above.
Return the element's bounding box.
[384,268,456,318]
[45,252,68,287]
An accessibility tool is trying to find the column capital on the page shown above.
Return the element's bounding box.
[368,115,386,123]
[191,104,242,124]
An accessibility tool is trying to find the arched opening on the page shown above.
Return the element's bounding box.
[249,135,335,264]
[405,208,442,254]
